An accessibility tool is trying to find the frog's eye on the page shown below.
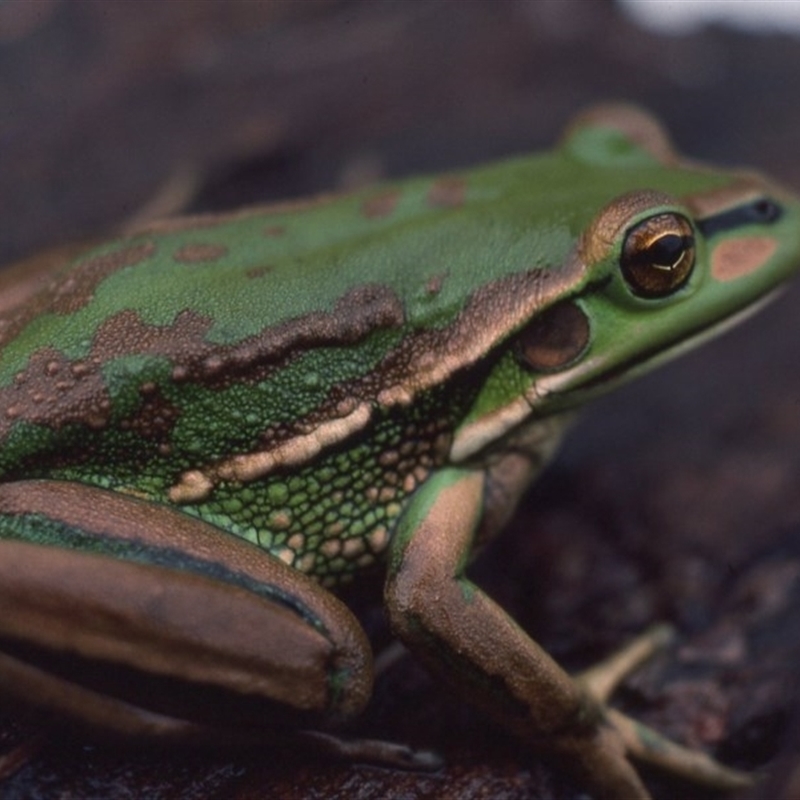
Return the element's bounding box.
[620,213,695,298]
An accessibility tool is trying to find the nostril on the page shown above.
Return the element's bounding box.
[752,199,782,223]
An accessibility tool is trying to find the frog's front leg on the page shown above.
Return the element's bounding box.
[0,480,428,768]
[385,468,750,799]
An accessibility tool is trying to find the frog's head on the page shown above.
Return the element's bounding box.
[452,106,800,462]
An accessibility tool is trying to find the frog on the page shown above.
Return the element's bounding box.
[0,105,797,800]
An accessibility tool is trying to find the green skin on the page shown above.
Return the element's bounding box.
[0,106,798,799]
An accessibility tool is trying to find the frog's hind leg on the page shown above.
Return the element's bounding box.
[0,480,443,770]
[577,625,753,792]
[0,481,375,740]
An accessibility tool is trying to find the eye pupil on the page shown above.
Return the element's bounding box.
[645,233,693,270]
[621,213,696,298]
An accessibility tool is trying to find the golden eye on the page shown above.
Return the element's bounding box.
[620,213,695,298]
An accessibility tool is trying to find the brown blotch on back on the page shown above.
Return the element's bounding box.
[0,346,111,439]
[424,273,447,296]
[173,243,228,264]
[119,382,181,444]
[427,177,467,209]
[246,266,273,279]
[50,242,156,316]
[0,284,395,445]
[361,190,400,219]
[263,225,286,238]
[91,308,215,366]
[97,285,403,391]
[0,241,156,352]
[197,284,405,387]
[0,242,97,317]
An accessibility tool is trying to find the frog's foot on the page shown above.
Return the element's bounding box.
[576,624,753,792]
[297,730,442,771]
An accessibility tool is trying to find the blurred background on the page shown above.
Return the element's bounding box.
[1,2,799,798]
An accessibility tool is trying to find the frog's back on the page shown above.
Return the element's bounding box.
[0,156,541,378]
[0,158,569,582]
[0,150,584,473]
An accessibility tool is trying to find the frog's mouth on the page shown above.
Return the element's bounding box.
[533,285,785,399]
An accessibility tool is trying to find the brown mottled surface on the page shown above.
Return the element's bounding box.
[1,1,799,798]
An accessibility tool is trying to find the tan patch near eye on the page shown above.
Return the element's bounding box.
[711,236,777,282]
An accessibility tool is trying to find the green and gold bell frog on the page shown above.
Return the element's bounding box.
[0,106,797,799]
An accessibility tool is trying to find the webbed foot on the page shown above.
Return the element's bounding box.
[575,625,752,794]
